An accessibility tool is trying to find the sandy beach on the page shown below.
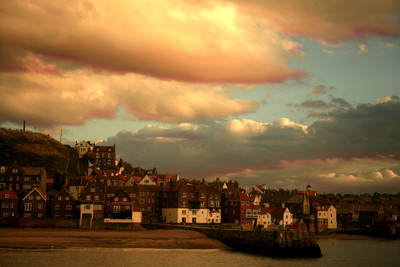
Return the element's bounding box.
[0,228,230,250]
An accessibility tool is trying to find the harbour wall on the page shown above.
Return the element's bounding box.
[143,223,322,258]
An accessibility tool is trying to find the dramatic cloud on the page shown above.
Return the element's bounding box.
[104,100,400,192]
[0,70,259,127]
[231,0,400,44]
[0,0,305,83]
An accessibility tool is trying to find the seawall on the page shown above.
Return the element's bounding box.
[143,223,322,258]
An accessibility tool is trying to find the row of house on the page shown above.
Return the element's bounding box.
[0,142,398,232]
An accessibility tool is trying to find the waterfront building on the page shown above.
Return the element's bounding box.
[21,188,48,219]
[0,189,19,226]
[51,188,77,219]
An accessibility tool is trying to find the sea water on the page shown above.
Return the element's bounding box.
[0,239,399,267]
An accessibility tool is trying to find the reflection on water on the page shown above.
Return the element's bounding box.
[0,239,399,267]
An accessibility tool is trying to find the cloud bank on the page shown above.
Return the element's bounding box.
[105,100,400,193]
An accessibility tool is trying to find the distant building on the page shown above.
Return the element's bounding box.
[85,144,116,168]
[75,140,93,159]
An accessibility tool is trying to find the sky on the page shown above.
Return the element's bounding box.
[1,0,400,194]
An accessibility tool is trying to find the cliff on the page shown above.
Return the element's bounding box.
[0,128,86,186]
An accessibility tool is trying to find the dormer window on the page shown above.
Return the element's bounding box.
[90,188,95,193]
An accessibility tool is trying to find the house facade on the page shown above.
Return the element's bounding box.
[80,183,105,227]
[0,189,19,225]
[21,188,48,219]
[162,181,221,224]
[52,188,77,219]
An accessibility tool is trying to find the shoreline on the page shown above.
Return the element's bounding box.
[0,228,230,250]
[0,228,396,251]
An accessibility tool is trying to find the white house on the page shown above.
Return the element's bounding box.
[162,208,221,224]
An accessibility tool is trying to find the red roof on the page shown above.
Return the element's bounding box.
[0,189,19,200]
[23,188,48,201]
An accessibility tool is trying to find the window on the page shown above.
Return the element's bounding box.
[84,205,91,210]
[3,213,9,217]
[201,194,205,198]
[65,196,70,201]
[9,177,13,181]
[90,188,95,193]
[140,192,145,196]
[36,196,41,200]
[182,210,186,215]
[16,184,19,190]
[37,213,42,218]
[38,204,43,210]
[66,205,73,210]
[123,198,127,202]
[209,201,214,207]
[94,205,102,210]
[29,195,33,200]
[200,201,204,207]
[23,185,31,189]
[214,194,218,199]
[58,196,62,200]
[2,203,8,208]
[115,197,119,202]
[182,192,187,197]
[25,213,32,218]
[216,201,220,207]
[192,210,197,215]
[10,203,15,208]
[12,168,18,173]
[55,205,60,210]
[209,195,213,199]
[24,177,30,182]
[182,201,186,206]
[94,195,100,201]
[25,203,32,211]
[86,195,91,201]
[140,199,145,204]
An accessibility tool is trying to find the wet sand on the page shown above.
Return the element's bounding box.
[0,228,230,250]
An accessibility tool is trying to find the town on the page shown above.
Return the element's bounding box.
[0,140,399,237]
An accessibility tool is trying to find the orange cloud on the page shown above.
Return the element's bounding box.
[0,0,305,83]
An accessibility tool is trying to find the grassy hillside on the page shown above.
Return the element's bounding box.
[0,128,85,183]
